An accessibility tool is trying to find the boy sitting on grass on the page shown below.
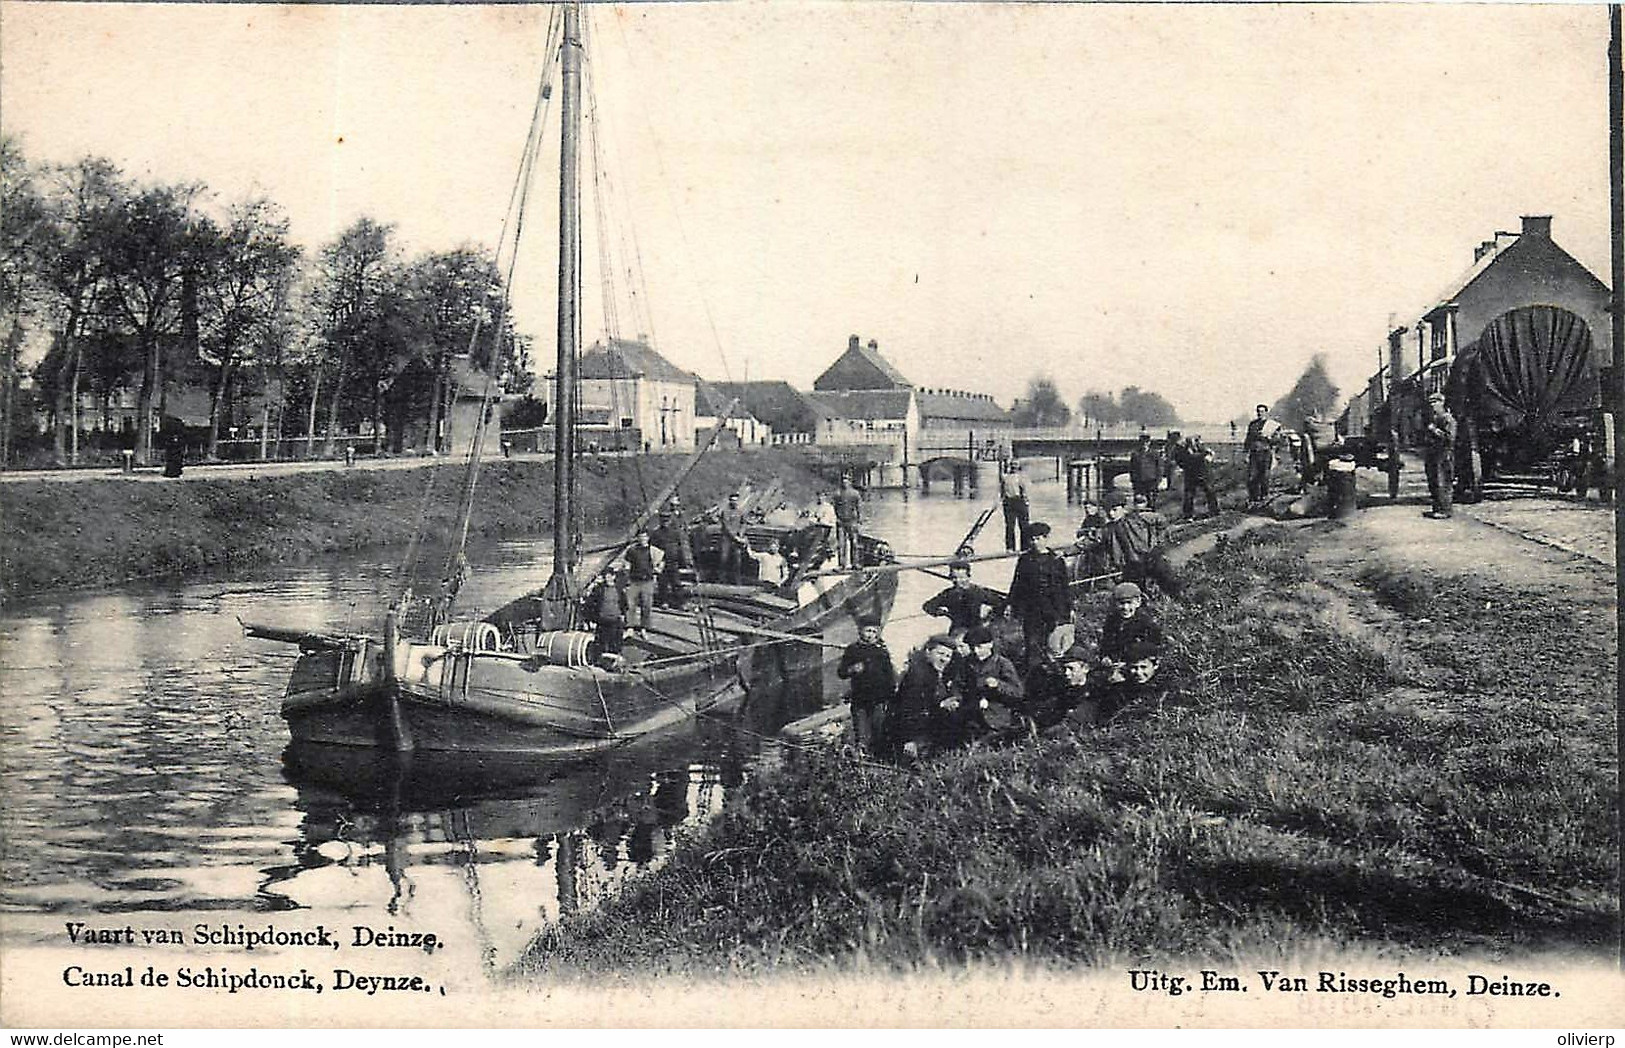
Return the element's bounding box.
[1097,638,1168,720]
[1097,581,1165,679]
[956,624,1025,732]
[1028,644,1102,735]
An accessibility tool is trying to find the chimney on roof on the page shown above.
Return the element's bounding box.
[867,339,879,352]
[1520,215,1552,239]
[1474,240,1495,262]
[849,335,860,351]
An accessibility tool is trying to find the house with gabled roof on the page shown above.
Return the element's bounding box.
[694,379,772,447]
[709,380,830,444]
[1403,215,1610,397]
[548,336,699,451]
[814,335,914,391]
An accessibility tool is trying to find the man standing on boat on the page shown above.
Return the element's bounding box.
[832,475,863,569]
[624,530,662,638]
[651,509,694,607]
[719,493,750,582]
[999,459,1030,552]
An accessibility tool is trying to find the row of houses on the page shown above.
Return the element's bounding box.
[1338,214,1613,446]
[551,334,1014,469]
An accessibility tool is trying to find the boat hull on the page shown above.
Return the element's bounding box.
[279,569,896,756]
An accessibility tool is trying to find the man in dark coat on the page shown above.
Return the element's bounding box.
[922,560,1006,635]
[955,624,1025,731]
[837,615,897,756]
[650,510,694,607]
[1082,492,1184,598]
[1007,521,1073,666]
[891,634,971,761]
[1174,434,1219,520]
[1128,432,1162,507]
[1027,644,1100,733]
[1423,392,1457,519]
[1244,404,1277,504]
[1097,581,1165,671]
[1095,638,1168,721]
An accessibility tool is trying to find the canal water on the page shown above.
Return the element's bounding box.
[0,470,1078,989]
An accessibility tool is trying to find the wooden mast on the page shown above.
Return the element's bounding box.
[541,1,583,625]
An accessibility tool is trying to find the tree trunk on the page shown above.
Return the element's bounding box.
[305,364,322,461]
[206,355,234,461]
[136,332,160,467]
[51,386,68,465]
[323,358,346,458]
[259,381,271,462]
[427,354,445,454]
[1,312,23,471]
[69,338,81,466]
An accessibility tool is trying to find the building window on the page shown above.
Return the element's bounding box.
[1429,320,1448,363]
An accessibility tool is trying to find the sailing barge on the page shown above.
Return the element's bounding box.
[246,3,897,756]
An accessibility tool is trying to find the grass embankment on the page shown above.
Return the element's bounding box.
[0,448,830,601]
[519,524,1617,977]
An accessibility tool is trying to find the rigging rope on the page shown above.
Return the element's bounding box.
[401,6,563,599]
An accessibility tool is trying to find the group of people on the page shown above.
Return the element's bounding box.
[838,574,1170,762]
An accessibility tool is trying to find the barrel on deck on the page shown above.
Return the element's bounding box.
[533,630,595,668]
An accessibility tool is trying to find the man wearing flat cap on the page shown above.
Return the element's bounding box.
[922,559,1006,635]
[956,624,1025,733]
[1422,392,1457,519]
[1007,521,1072,667]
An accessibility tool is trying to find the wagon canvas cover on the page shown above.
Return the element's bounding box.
[1445,304,1600,444]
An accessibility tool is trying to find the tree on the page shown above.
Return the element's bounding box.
[1118,385,1181,428]
[1011,375,1072,427]
[1077,389,1121,428]
[1077,386,1181,428]
[1272,354,1340,432]
[33,157,127,464]
[0,136,51,468]
[195,198,300,459]
[96,180,206,465]
[404,247,511,452]
[308,217,398,455]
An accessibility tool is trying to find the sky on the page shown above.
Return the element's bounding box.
[0,2,1613,423]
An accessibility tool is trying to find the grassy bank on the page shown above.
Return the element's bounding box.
[517,524,1617,977]
[0,448,831,601]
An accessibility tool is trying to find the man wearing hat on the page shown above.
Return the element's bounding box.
[922,559,1007,635]
[1027,643,1100,733]
[1007,521,1073,667]
[1422,392,1457,519]
[1098,581,1165,673]
[837,614,897,756]
[891,634,969,761]
[1080,491,1185,598]
[956,624,1025,732]
[1128,432,1163,507]
[650,509,694,607]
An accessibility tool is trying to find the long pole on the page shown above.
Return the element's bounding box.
[542,2,583,618]
[1607,1,1623,971]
